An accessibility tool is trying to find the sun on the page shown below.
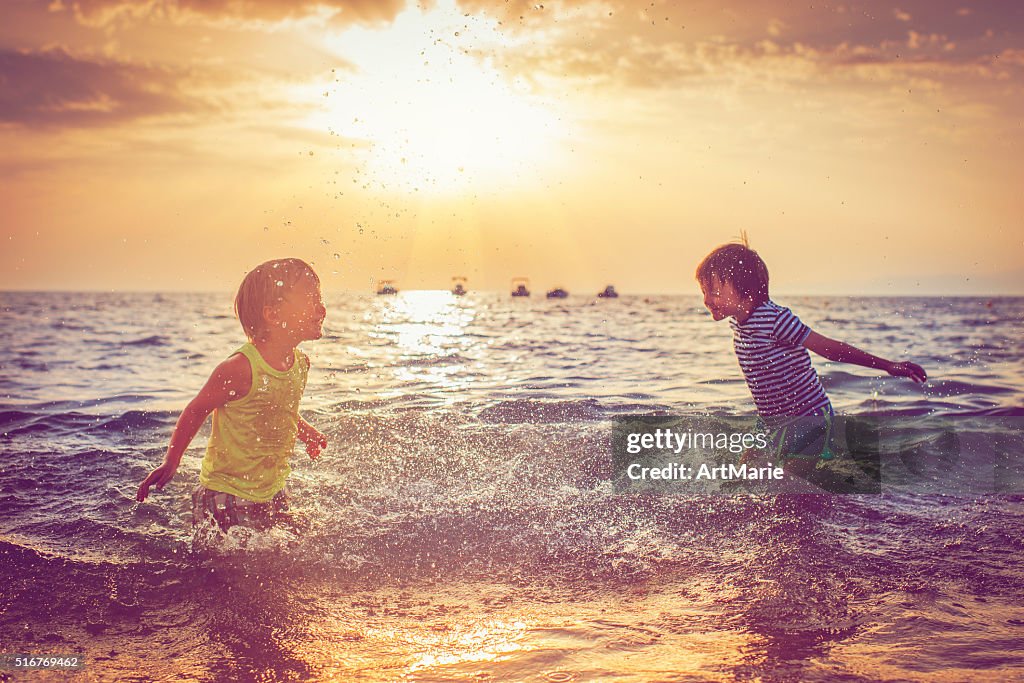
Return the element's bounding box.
[312,0,564,193]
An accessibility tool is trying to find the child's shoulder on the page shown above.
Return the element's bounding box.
[735,301,809,341]
[736,300,785,327]
[189,350,254,409]
[754,300,802,322]
[215,350,254,384]
[224,347,253,366]
[760,301,811,344]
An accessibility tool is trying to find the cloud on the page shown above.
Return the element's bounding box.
[0,47,198,126]
[486,31,1020,97]
[52,0,407,26]
[448,0,1023,101]
[13,0,1021,132]
[998,49,1024,66]
[445,0,1022,88]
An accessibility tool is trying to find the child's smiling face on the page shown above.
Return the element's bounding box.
[269,274,326,341]
[700,277,744,321]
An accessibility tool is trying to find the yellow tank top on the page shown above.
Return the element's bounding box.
[199,342,309,502]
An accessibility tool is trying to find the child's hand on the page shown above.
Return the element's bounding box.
[887,361,927,383]
[305,429,328,461]
[136,461,179,502]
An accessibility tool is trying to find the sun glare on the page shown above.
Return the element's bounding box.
[311,0,563,193]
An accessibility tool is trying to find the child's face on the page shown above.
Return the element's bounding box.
[268,274,326,342]
[700,277,744,321]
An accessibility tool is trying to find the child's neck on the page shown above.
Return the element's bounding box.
[252,333,299,372]
[732,300,760,324]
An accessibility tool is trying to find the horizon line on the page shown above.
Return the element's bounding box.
[3,288,1023,298]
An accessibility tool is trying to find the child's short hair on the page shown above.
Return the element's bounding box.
[234,258,319,340]
[695,236,769,305]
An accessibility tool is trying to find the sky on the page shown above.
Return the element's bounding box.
[1,0,1022,295]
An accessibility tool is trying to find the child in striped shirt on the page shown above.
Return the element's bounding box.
[696,238,926,473]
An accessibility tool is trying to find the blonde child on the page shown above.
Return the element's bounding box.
[137,258,328,530]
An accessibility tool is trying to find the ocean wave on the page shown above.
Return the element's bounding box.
[14,394,157,412]
[478,398,606,423]
[0,409,176,437]
[392,353,471,367]
[0,409,38,429]
[1,411,100,435]
[924,378,1017,397]
[96,410,177,433]
[118,335,172,347]
[11,357,50,371]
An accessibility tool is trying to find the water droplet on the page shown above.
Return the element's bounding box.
[276,280,284,286]
[333,253,341,260]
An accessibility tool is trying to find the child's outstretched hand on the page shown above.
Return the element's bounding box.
[887,361,927,383]
[136,461,179,502]
[297,418,328,460]
[304,429,328,461]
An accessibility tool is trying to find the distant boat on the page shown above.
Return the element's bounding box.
[546,287,569,299]
[452,276,467,296]
[376,279,398,295]
[597,285,619,298]
[511,277,530,297]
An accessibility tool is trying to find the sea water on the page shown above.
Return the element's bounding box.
[2,292,1023,681]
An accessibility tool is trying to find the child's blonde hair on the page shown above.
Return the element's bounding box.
[234,258,320,340]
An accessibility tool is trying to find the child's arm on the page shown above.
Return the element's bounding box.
[135,354,251,502]
[803,331,927,383]
[294,352,327,460]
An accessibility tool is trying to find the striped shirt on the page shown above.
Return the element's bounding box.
[730,300,831,425]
